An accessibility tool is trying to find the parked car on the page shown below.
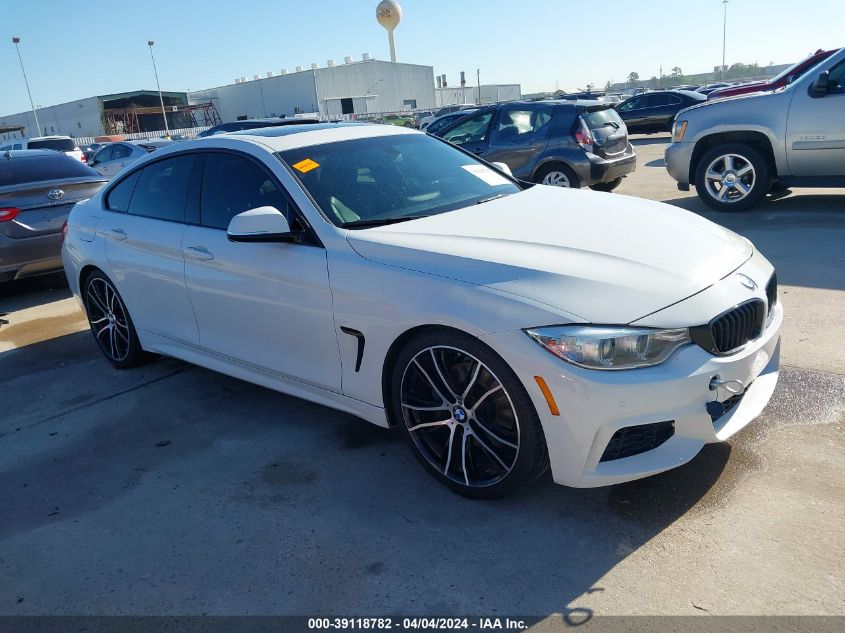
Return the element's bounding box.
[418,104,476,130]
[665,47,845,211]
[433,100,635,191]
[63,122,781,498]
[196,118,321,137]
[707,49,836,100]
[1,150,105,282]
[380,114,415,127]
[615,90,706,134]
[81,142,110,164]
[88,140,173,179]
[412,111,434,128]
[0,136,86,163]
[696,83,733,95]
[422,109,478,135]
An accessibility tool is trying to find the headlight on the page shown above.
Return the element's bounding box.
[525,326,691,370]
[672,119,688,143]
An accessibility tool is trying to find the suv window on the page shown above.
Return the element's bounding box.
[492,109,552,144]
[442,112,493,146]
[648,93,683,107]
[106,171,141,212]
[827,59,845,94]
[1,154,95,186]
[127,155,194,222]
[200,153,289,230]
[28,138,76,152]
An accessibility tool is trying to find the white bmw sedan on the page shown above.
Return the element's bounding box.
[62,122,782,498]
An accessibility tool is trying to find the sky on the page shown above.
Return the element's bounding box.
[2,0,844,115]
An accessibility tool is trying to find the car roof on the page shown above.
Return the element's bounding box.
[2,149,72,159]
[25,135,74,141]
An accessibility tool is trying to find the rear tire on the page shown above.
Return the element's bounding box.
[589,177,623,192]
[82,270,148,369]
[534,163,579,188]
[694,143,770,211]
[389,329,548,499]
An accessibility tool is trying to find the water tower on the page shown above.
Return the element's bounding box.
[376,0,402,62]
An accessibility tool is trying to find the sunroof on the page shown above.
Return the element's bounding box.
[235,122,369,138]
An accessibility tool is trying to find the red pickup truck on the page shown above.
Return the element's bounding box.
[707,49,835,100]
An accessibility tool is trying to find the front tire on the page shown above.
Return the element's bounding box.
[83,271,148,369]
[695,143,770,211]
[389,329,548,499]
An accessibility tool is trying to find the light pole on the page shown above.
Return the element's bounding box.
[147,40,171,137]
[476,68,481,105]
[721,0,729,82]
[12,36,42,137]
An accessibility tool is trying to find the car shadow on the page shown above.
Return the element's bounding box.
[0,272,71,314]
[2,330,736,615]
[630,134,671,146]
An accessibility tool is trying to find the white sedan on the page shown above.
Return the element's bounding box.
[62,123,781,498]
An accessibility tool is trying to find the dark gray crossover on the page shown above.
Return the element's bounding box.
[432,100,636,191]
[1,150,105,282]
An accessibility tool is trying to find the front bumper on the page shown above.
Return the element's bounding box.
[665,141,694,186]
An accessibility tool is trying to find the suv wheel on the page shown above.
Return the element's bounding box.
[695,143,770,211]
[535,164,578,188]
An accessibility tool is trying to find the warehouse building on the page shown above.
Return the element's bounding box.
[0,90,220,140]
[187,57,436,120]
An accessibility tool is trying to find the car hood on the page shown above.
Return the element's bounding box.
[345,186,752,324]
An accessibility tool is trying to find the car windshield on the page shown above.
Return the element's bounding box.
[771,53,824,83]
[278,134,520,228]
[28,138,77,152]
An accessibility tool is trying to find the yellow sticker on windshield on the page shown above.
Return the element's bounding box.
[293,158,320,173]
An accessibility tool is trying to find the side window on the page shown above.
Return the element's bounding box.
[617,97,642,112]
[200,153,288,230]
[106,171,141,212]
[827,60,845,94]
[112,144,132,159]
[94,145,114,163]
[442,113,493,146]
[13,143,22,150]
[649,93,682,107]
[493,109,552,145]
[127,155,194,222]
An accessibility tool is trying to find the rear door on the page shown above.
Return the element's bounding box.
[90,145,115,176]
[102,154,199,345]
[616,96,648,131]
[484,106,553,177]
[645,93,683,130]
[786,56,845,176]
[439,111,494,156]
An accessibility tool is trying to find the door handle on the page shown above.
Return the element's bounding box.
[107,228,127,241]
[183,245,214,261]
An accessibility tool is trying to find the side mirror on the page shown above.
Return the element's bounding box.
[227,206,300,243]
[491,161,513,176]
[808,71,829,98]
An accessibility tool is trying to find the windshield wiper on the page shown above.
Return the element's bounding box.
[476,193,509,205]
[341,215,430,228]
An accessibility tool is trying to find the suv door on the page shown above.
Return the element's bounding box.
[102,154,199,345]
[484,107,553,178]
[181,151,340,391]
[439,111,494,156]
[786,57,845,177]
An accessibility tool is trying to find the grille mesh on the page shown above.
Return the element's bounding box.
[600,421,675,462]
[766,273,777,313]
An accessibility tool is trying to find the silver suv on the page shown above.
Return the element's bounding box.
[665,47,845,211]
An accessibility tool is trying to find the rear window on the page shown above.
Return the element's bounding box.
[581,108,625,130]
[0,154,97,187]
[28,138,77,152]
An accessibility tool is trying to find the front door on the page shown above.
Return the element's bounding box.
[786,57,845,177]
[484,107,552,178]
[102,155,199,345]
[181,151,340,391]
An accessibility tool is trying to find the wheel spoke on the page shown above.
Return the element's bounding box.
[108,324,116,358]
[472,417,518,449]
[407,419,451,433]
[724,155,734,171]
[470,384,502,412]
[402,402,450,412]
[706,169,722,181]
[429,349,458,400]
[412,358,450,405]
[718,185,729,200]
[736,164,753,177]
[88,288,109,314]
[443,424,456,475]
[468,430,508,471]
[89,316,108,325]
[736,181,750,195]
[461,360,482,400]
[460,429,470,485]
[96,323,110,340]
[114,325,129,343]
